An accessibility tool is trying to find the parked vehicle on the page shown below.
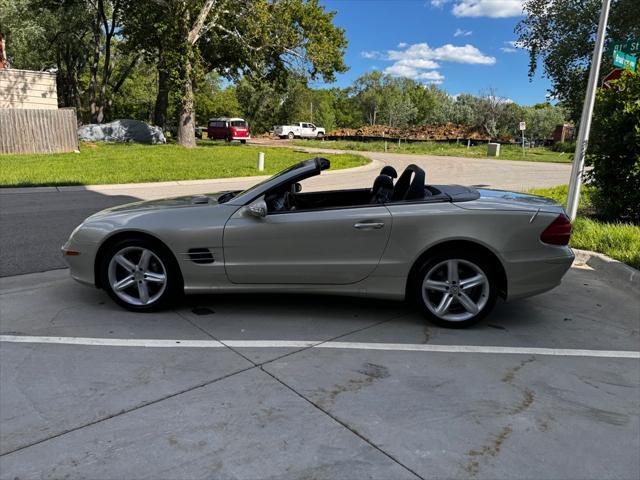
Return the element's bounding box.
[274,122,325,139]
[63,159,574,328]
[207,117,250,143]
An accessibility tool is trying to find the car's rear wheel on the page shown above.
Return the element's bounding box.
[100,238,180,311]
[288,132,295,140]
[414,251,497,328]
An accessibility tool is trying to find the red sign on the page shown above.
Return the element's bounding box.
[602,68,624,89]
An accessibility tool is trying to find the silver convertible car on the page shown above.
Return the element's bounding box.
[63,158,574,328]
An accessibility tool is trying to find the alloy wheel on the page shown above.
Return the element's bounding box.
[421,258,489,322]
[107,246,167,306]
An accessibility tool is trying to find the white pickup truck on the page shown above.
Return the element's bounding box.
[274,122,325,139]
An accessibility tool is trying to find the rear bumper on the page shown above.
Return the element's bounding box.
[231,136,250,141]
[504,247,575,301]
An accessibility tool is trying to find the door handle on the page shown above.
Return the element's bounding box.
[353,222,385,230]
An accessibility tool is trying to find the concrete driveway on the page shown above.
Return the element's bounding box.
[1,262,638,479]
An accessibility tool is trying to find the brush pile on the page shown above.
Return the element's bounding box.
[328,123,491,141]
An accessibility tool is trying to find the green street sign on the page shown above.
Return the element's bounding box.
[607,39,640,54]
[613,50,637,71]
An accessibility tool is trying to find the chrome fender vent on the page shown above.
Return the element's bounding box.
[187,248,215,264]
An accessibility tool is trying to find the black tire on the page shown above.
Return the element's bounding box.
[288,132,295,140]
[317,132,324,139]
[99,237,182,312]
[413,249,498,328]
[240,139,247,144]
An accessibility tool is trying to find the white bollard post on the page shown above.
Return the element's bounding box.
[257,152,265,171]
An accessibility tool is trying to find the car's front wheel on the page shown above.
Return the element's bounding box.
[414,251,497,328]
[100,238,181,311]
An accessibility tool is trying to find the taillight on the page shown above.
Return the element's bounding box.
[540,213,572,245]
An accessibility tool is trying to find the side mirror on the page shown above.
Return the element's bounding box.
[291,182,302,193]
[247,198,267,218]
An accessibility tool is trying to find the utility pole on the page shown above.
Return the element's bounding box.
[566,0,611,220]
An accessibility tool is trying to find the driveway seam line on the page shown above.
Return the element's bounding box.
[177,309,424,479]
[0,310,410,457]
[0,364,257,458]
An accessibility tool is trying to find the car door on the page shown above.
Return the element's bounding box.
[301,123,313,137]
[223,205,392,284]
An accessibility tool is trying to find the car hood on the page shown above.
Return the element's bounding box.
[88,192,230,218]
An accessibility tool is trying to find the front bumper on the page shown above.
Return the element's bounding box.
[61,239,99,287]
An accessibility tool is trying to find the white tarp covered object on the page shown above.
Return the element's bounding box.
[78,119,166,144]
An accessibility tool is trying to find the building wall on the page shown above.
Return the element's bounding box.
[0,69,58,110]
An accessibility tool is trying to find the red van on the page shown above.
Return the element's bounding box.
[207,117,250,143]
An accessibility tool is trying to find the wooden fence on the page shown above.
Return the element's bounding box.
[0,108,78,154]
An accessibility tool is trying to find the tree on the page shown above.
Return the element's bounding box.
[352,71,386,125]
[151,0,347,147]
[522,103,566,141]
[587,71,640,223]
[194,74,242,126]
[517,0,640,122]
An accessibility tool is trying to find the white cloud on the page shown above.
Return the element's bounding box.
[397,42,408,48]
[362,42,495,85]
[361,51,381,59]
[384,64,445,84]
[388,43,496,65]
[452,0,524,18]
[500,40,525,53]
[430,0,450,7]
[454,28,473,37]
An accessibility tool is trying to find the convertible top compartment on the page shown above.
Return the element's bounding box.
[430,185,480,203]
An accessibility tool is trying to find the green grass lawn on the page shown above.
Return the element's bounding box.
[0,141,367,187]
[293,139,572,163]
[529,185,640,269]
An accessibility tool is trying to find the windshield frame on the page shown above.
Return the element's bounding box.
[226,158,329,206]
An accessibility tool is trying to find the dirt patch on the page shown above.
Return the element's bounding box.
[320,362,389,406]
[464,425,513,477]
[502,357,535,384]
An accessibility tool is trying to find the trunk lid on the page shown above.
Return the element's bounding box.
[457,188,566,214]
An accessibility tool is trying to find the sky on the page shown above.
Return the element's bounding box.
[315,0,552,105]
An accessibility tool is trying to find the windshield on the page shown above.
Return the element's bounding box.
[231,120,247,127]
[235,160,314,199]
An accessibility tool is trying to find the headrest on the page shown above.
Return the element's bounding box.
[380,166,398,178]
[372,175,394,192]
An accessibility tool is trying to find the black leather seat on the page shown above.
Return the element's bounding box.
[370,175,394,204]
[392,164,426,201]
[380,165,398,179]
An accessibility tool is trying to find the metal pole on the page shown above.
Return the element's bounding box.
[566,0,611,220]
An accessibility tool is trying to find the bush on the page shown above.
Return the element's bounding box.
[552,141,575,153]
[587,71,640,223]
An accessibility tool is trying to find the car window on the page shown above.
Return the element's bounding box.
[231,120,246,127]
[236,160,314,199]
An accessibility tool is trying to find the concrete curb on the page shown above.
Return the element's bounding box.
[573,248,640,296]
[0,157,380,195]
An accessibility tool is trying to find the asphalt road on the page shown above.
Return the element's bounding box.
[1,266,638,479]
[0,191,138,277]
